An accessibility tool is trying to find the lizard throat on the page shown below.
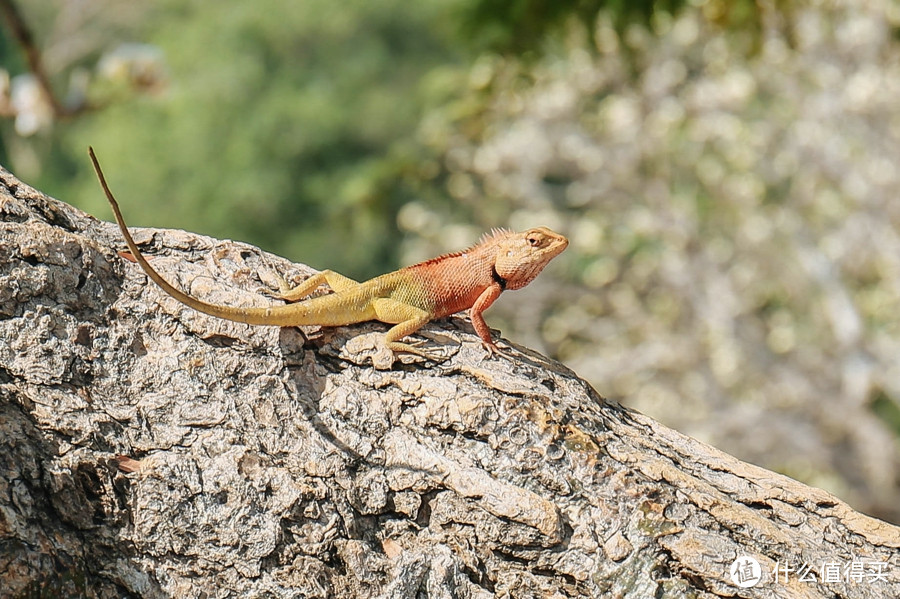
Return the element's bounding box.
[491,266,508,290]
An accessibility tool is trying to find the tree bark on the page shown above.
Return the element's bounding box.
[0,164,897,599]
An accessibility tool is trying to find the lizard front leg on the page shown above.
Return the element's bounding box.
[469,283,508,358]
[371,298,442,360]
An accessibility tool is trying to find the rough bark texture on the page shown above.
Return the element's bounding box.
[0,164,898,599]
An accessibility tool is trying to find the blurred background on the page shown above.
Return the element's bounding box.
[2,0,899,524]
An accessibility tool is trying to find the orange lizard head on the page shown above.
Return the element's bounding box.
[490,226,568,291]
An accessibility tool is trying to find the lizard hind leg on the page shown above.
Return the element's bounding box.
[372,298,445,361]
[276,269,359,302]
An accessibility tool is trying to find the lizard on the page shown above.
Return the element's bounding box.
[88,147,568,361]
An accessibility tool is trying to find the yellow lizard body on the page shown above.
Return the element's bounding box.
[89,148,568,360]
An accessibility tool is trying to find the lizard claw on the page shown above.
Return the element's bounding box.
[482,341,514,361]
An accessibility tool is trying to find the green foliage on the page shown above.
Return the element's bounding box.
[1,0,782,281]
[3,0,764,279]
[457,0,606,55]
[40,0,461,279]
[454,0,772,55]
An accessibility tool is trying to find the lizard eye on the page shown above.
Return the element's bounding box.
[527,235,541,247]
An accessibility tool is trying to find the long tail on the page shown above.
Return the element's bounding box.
[89,147,305,326]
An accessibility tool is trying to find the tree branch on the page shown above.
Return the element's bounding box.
[0,163,897,598]
[0,0,91,118]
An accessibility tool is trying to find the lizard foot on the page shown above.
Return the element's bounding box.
[388,340,451,364]
[481,341,511,361]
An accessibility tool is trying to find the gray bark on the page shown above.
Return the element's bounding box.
[0,165,897,599]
